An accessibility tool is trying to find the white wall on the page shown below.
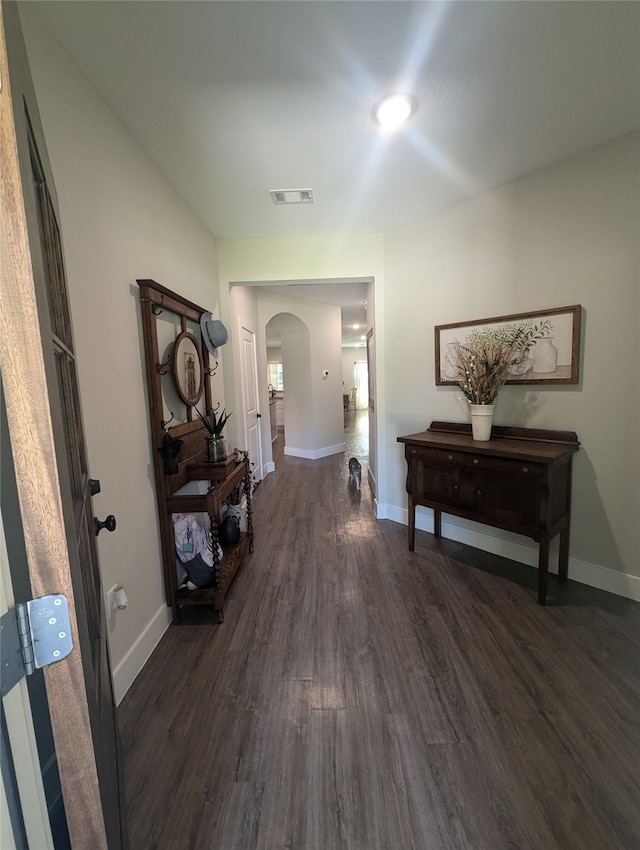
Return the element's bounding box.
[21,8,221,701]
[342,350,360,390]
[383,133,640,594]
[256,292,344,459]
[266,346,282,365]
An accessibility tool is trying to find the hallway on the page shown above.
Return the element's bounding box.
[118,418,640,849]
[341,407,368,465]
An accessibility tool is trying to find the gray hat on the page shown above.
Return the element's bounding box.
[200,314,228,359]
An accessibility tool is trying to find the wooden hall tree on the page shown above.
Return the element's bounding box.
[137,279,254,624]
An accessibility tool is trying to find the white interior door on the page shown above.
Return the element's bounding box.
[240,324,263,482]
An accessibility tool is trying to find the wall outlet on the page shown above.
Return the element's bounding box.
[106,584,119,612]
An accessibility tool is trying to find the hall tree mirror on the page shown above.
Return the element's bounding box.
[154,307,208,426]
[172,330,204,406]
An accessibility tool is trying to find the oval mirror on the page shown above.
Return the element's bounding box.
[172,331,204,406]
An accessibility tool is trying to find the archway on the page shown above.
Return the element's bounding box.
[265,312,311,459]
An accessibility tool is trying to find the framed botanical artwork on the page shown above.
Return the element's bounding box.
[435,305,582,386]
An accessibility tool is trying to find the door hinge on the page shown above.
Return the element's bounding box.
[1,595,73,697]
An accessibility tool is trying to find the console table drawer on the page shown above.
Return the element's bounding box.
[463,454,544,477]
[407,445,463,466]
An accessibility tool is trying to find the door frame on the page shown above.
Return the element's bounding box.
[239,321,263,483]
[0,4,110,846]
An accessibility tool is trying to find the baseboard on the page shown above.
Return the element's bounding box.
[112,604,173,705]
[367,467,377,500]
[380,503,640,603]
[264,461,275,475]
[284,442,345,460]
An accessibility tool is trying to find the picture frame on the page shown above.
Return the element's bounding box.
[435,305,582,386]
[171,330,204,405]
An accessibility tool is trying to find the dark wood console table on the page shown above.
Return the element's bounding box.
[397,422,580,603]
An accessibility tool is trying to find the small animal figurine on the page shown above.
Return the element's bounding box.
[348,457,362,489]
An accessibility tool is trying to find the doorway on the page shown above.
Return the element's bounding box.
[229,277,375,483]
[231,278,375,473]
[239,323,263,484]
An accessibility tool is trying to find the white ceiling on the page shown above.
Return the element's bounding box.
[27,0,640,346]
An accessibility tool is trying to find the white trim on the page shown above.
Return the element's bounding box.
[284,442,345,460]
[264,461,275,475]
[367,468,377,502]
[379,503,640,603]
[376,498,389,519]
[111,605,173,705]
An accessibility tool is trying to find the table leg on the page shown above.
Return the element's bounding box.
[558,528,570,582]
[538,538,550,604]
[433,508,441,538]
[408,495,415,551]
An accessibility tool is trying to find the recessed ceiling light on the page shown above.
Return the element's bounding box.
[375,94,414,130]
[352,323,360,330]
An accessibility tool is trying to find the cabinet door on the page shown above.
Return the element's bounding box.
[411,461,460,507]
[472,471,540,532]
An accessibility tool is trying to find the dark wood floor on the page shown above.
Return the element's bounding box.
[119,412,640,849]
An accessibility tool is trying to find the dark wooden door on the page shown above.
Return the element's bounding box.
[1,3,126,847]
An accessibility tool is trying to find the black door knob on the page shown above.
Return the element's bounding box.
[94,514,116,536]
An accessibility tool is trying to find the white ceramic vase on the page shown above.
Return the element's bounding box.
[533,337,558,373]
[469,403,494,441]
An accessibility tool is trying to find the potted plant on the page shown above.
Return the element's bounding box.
[449,324,522,440]
[508,318,553,375]
[195,405,232,461]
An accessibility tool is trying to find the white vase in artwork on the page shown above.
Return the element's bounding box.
[444,343,458,378]
[469,403,494,441]
[533,337,558,374]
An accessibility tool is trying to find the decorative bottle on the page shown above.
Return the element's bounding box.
[533,338,558,374]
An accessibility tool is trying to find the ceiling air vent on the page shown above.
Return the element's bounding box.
[270,188,314,205]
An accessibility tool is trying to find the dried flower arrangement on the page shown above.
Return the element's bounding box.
[450,322,542,405]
